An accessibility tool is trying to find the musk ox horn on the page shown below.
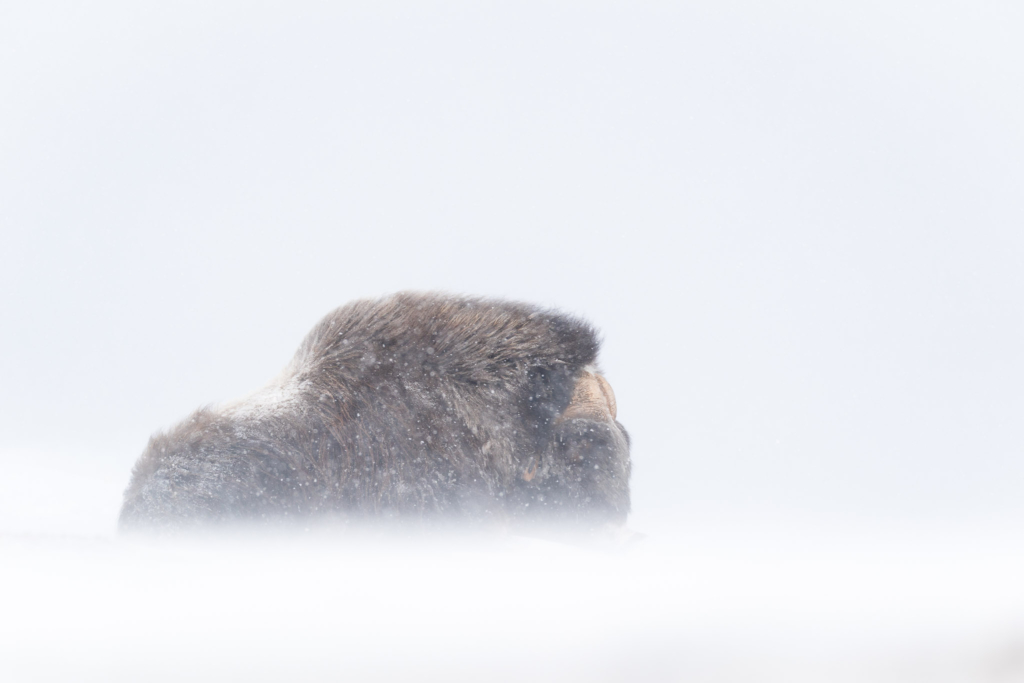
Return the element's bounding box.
[558,370,617,422]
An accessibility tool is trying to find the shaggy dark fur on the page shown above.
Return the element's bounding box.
[119,292,630,529]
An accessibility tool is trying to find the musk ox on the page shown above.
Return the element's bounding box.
[119,292,630,530]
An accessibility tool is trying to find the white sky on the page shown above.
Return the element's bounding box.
[1,0,1022,533]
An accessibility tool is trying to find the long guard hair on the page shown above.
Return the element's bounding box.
[120,292,630,529]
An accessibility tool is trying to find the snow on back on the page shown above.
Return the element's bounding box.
[221,373,305,422]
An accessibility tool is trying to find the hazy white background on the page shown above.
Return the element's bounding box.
[1,2,1022,680]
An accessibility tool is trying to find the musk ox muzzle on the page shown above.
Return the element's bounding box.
[119,292,631,530]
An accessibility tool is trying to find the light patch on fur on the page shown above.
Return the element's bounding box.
[222,379,303,421]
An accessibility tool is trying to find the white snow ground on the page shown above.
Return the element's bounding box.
[2,449,1023,683]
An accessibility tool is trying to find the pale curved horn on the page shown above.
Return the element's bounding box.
[595,372,617,419]
[559,371,617,422]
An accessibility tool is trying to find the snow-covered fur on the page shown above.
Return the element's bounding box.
[119,292,630,529]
